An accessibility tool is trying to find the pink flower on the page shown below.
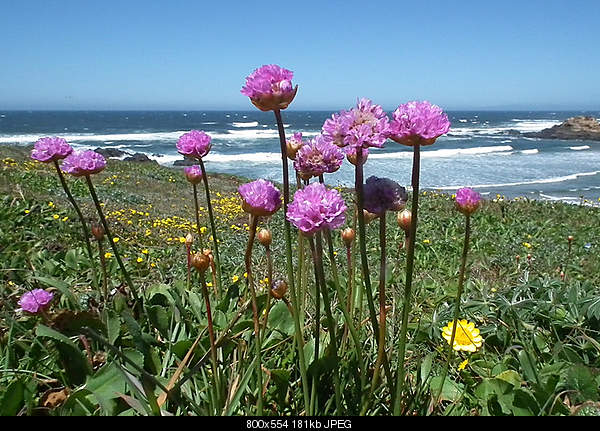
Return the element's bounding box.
[287,183,347,235]
[184,165,203,184]
[238,179,282,217]
[286,132,304,160]
[241,64,298,111]
[177,130,212,159]
[388,101,450,146]
[455,187,482,215]
[31,137,73,162]
[363,176,408,215]
[61,150,106,176]
[293,134,344,180]
[17,289,53,314]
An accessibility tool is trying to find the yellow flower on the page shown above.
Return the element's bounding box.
[442,319,483,353]
[458,359,469,371]
[522,242,532,249]
[104,252,113,259]
[232,275,239,283]
[62,216,69,222]
[24,209,30,214]
[113,237,120,243]
[200,226,207,234]
[150,263,156,268]
[137,257,143,263]
[423,239,431,244]
[53,214,59,220]
[48,201,54,208]
[243,272,248,278]
[142,249,149,254]
[179,237,186,243]
[206,282,213,287]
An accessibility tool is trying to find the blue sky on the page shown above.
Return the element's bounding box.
[1,0,599,110]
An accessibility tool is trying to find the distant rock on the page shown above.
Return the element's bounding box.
[173,157,198,166]
[124,153,157,164]
[525,116,600,141]
[95,147,128,158]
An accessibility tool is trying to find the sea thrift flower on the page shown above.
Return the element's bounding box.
[184,165,203,184]
[177,130,212,159]
[241,64,298,111]
[293,135,344,180]
[455,187,482,216]
[61,150,106,176]
[31,137,73,162]
[345,145,368,166]
[239,179,282,217]
[388,101,451,146]
[363,176,408,215]
[17,289,53,314]
[286,132,304,160]
[287,183,347,235]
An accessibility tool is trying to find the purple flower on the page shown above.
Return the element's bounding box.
[184,165,203,185]
[388,101,450,146]
[286,132,304,160]
[455,187,482,216]
[31,137,73,162]
[241,64,298,112]
[239,179,282,217]
[322,98,389,150]
[287,183,347,235]
[363,176,408,215]
[17,289,53,314]
[177,130,212,160]
[293,134,344,180]
[61,150,106,176]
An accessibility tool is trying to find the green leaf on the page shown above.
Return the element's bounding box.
[65,249,80,270]
[224,356,258,416]
[474,378,514,415]
[268,301,295,336]
[495,370,522,389]
[566,364,599,403]
[187,291,205,322]
[518,349,538,383]
[106,310,121,345]
[85,363,127,402]
[0,380,24,416]
[147,305,170,338]
[430,376,464,402]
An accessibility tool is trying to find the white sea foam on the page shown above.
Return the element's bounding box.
[569,145,591,151]
[369,145,514,159]
[520,149,539,154]
[433,171,600,190]
[0,131,191,144]
[232,121,259,128]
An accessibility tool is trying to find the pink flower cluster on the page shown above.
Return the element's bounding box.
[17,289,53,314]
[455,187,482,215]
[238,179,282,217]
[31,137,73,162]
[241,65,298,111]
[61,150,106,176]
[287,183,347,235]
[388,101,451,146]
[177,130,212,159]
[293,135,344,180]
[322,98,389,150]
[184,165,203,184]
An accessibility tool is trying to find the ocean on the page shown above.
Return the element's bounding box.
[1,110,599,205]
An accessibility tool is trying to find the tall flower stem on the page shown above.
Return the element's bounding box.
[244,214,263,415]
[310,233,342,414]
[97,239,109,302]
[53,160,98,291]
[198,159,222,296]
[85,175,139,304]
[394,142,421,415]
[436,214,471,405]
[199,270,221,412]
[192,183,205,250]
[261,244,274,334]
[274,108,309,412]
[318,175,340,288]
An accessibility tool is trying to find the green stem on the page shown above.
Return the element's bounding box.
[274,108,309,413]
[192,183,205,250]
[245,214,263,415]
[393,142,421,415]
[97,240,108,303]
[198,159,222,296]
[53,161,98,291]
[199,270,221,412]
[85,175,139,304]
[261,245,273,334]
[436,214,471,405]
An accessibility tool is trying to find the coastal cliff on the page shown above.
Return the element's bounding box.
[525,116,600,141]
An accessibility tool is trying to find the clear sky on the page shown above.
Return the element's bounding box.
[1,0,599,111]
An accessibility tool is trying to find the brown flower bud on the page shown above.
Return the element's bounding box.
[91,223,105,241]
[191,252,210,273]
[185,233,194,248]
[363,209,379,225]
[397,209,412,232]
[286,139,303,161]
[341,228,356,247]
[250,85,299,112]
[270,279,288,300]
[567,235,574,243]
[257,228,272,248]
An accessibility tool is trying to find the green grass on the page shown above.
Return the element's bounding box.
[1,146,600,416]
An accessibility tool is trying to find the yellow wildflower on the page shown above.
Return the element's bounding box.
[423,239,431,244]
[142,249,149,255]
[458,359,469,371]
[53,214,59,220]
[522,242,532,249]
[113,237,120,243]
[62,216,69,222]
[104,252,113,259]
[442,319,483,353]
[48,201,54,208]
[137,257,143,263]
[24,209,30,214]
[200,226,207,234]
[232,275,239,283]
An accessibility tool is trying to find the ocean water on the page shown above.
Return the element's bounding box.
[1,110,599,204]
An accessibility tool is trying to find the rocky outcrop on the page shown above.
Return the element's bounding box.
[525,116,600,141]
[123,153,157,164]
[173,157,198,166]
[94,147,128,158]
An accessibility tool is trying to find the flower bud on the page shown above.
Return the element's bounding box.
[191,252,210,273]
[397,209,412,232]
[567,235,574,243]
[257,229,272,247]
[185,233,194,248]
[184,165,203,184]
[270,279,288,300]
[91,222,105,241]
[341,228,356,247]
[363,209,379,225]
[286,134,304,160]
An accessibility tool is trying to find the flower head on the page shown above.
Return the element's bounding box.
[241,64,298,111]
[388,101,450,146]
[31,137,73,162]
[238,179,282,217]
[61,150,106,176]
[17,289,54,314]
[455,187,482,216]
[287,183,347,235]
[442,319,483,352]
[184,165,203,185]
[293,134,344,180]
[345,145,369,166]
[286,132,304,160]
[177,130,212,160]
[363,176,408,215]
